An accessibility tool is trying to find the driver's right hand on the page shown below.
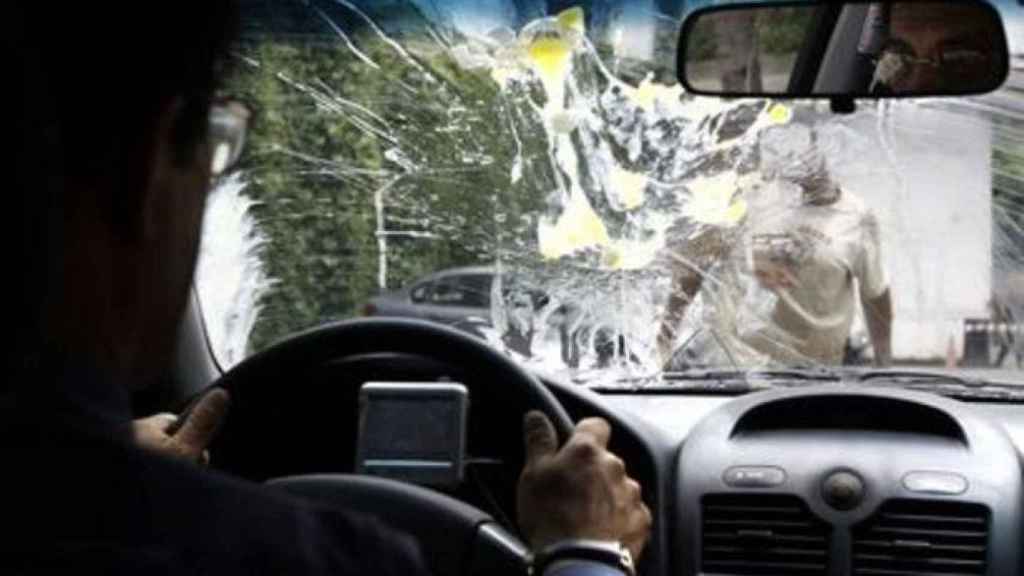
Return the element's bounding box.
[516,411,652,561]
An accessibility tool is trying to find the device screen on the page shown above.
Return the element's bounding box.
[361,398,459,460]
[357,383,468,486]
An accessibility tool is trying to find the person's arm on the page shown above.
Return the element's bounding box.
[856,210,892,366]
[862,288,893,367]
[657,269,703,367]
[658,225,737,367]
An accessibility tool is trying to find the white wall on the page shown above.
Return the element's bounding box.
[828,104,993,360]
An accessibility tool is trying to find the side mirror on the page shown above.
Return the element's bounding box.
[678,0,1010,98]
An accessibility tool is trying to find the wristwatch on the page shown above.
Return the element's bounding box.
[530,539,636,576]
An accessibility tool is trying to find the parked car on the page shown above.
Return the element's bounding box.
[365,266,504,328]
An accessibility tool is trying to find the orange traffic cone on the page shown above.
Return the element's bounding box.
[945,334,958,369]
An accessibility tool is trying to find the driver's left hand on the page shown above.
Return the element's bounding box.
[132,389,230,466]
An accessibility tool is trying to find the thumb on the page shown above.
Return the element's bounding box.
[174,389,230,452]
[523,410,558,466]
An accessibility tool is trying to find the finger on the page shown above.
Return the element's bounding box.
[200,450,211,468]
[605,454,627,479]
[626,478,642,503]
[638,503,653,539]
[174,389,230,451]
[574,417,611,449]
[523,411,558,466]
[144,414,178,432]
[626,504,654,561]
[155,413,178,425]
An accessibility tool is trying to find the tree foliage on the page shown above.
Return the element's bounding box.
[225,19,549,354]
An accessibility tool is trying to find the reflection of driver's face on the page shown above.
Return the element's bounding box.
[886,5,997,92]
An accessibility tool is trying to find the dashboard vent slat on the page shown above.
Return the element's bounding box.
[853,500,991,576]
[702,494,830,576]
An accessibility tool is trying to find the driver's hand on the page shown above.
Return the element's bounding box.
[132,389,230,466]
[517,411,652,561]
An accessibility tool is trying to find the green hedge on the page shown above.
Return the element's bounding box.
[226,29,549,354]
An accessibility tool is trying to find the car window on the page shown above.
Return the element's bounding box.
[194,0,1024,387]
[457,275,494,308]
[426,275,491,308]
[428,279,466,306]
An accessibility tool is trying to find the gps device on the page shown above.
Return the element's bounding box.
[356,383,469,487]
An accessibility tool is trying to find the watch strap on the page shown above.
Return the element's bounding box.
[530,539,635,576]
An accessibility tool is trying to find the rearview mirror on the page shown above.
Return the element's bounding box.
[678,0,1010,98]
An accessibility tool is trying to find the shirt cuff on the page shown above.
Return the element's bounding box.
[543,559,627,576]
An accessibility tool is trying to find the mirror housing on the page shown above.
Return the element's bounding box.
[678,0,1010,98]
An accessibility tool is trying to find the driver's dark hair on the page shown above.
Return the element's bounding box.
[24,2,239,180]
[13,2,239,374]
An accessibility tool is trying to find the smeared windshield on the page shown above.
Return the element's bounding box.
[196,0,1024,387]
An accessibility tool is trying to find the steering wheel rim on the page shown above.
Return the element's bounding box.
[212,317,574,438]
[207,318,575,575]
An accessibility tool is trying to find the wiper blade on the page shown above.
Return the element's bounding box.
[662,367,842,383]
[858,369,983,386]
[583,368,841,395]
[598,368,1024,400]
[589,380,759,395]
[857,370,1024,400]
[748,368,844,382]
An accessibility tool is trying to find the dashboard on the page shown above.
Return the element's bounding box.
[586,385,1024,576]
[210,351,1024,576]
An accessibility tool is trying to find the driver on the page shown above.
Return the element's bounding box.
[861,2,1004,94]
[10,2,650,575]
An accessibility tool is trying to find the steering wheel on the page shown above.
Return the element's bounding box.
[208,318,576,576]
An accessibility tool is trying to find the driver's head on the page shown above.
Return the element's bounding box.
[17,3,238,384]
[882,2,1003,93]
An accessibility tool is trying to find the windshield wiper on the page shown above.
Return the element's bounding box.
[597,368,1024,401]
[663,367,841,382]
[857,369,1024,401]
[858,369,983,386]
[586,368,842,395]
[656,367,843,390]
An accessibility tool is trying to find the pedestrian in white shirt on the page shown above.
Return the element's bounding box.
[658,121,893,368]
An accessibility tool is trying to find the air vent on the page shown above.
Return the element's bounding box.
[702,494,829,576]
[852,499,991,576]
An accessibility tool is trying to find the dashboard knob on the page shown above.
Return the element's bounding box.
[822,471,865,510]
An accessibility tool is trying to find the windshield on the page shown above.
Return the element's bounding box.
[196,0,1024,388]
